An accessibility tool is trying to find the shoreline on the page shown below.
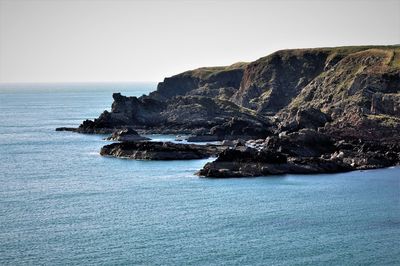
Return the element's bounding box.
[57,127,400,178]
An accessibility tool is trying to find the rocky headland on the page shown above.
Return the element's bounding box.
[57,45,400,177]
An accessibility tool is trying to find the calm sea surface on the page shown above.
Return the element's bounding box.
[0,83,399,265]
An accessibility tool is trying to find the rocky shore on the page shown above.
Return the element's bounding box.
[57,45,400,177]
[100,141,225,160]
[199,129,400,177]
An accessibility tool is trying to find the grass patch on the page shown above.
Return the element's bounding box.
[367,114,400,127]
[388,48,400,69]
[182,62,249,80]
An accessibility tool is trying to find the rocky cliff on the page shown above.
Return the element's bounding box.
[150,62,248,101]
[64,45,399,141]
[278,47,400,140]
[57,45,400,177]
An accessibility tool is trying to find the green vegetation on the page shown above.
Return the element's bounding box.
[181,62,249,80]
[256,45,400,65]
[387,48,400,69]
[367,114,400,127]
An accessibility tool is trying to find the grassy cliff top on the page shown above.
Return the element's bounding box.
[170,45,400,81]
[170,62,249,79]
[177,62,249,80]
[256,45,400,69]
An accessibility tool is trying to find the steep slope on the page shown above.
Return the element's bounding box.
[149,62,248,101]
[231,46,395,114]
[279,47,400,140]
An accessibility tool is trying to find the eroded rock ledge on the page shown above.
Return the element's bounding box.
[198,129,400,177]
[105,128,150,142]
[100,141,226,160]
[98,128,400,177]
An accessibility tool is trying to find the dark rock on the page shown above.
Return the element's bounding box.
[216,147,287,164]
[198,148,351,178]
[186,117,271,142]
[100,141,226,160]
[371,92,400,116]
[264,129,335,157]
[199,134,400,178]
[281,129,335,157]
[55,127,77,132]
[332,139,400,169]
[279,107,330,132]
[106,128,150,142]
[74,94,266,135]
[209,117,272,140]
[187,135,221,142]
[295,108,330,130]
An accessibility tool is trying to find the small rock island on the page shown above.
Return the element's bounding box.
[57,45,400,177]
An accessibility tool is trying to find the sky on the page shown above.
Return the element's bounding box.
[0,0,399,83]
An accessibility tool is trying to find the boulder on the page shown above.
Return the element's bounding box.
[106,128,150,142]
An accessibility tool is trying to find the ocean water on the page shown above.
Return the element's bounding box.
[0,83,399,265]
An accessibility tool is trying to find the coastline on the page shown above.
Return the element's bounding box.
[2,84,399,265]
[56,45,400,178]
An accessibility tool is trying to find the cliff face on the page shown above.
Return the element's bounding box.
[231,49,330,114]
[79,92,270,137]
[72,45,400,140]
[279,47,400,140]
[232,47,390,114]
[149,62,247,101]
[282,48,399,114]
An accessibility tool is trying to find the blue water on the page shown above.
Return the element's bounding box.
[0,83,399,265]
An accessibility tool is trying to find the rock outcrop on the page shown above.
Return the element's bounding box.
[69,93,271,137]
[149,62,248,101]
[199,148,352,178]
[187,117,273,142]
[100,141,225,160]
[199,130,400,177]
[106,128,150,142]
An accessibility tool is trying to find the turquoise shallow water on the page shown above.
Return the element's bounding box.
[0,83,399,265]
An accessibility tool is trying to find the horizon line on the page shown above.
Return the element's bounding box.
[0,81,159,85]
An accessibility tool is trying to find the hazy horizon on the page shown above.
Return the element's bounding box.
[1,0,399,83]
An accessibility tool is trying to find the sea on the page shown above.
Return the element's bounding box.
[0,83,399,265]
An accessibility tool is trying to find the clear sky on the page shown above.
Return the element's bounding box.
[0,0,399,83]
